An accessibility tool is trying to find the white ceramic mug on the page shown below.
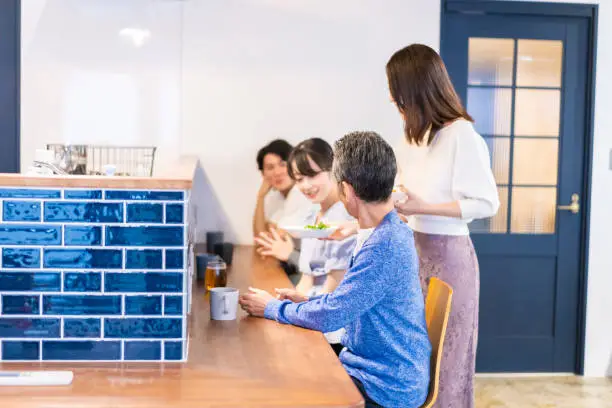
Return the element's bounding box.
[102,164,117,176]
[210,287,239,321]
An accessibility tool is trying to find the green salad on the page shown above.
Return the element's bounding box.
[305,222,330,230]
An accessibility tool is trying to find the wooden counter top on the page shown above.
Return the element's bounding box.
[0,246,364,408]
[0,173,193,190]
[0,156,198,190]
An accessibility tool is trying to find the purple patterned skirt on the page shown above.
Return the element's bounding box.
[414,231,479,408]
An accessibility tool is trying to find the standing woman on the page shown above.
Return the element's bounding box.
[387,44,499,407]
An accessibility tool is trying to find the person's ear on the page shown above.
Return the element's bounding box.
[341,181,356,203]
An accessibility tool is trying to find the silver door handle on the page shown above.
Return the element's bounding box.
[557,194,580,214]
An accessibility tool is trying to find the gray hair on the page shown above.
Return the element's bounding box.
[332,131,397,203]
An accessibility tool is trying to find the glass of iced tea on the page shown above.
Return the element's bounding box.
[205,257,227,293]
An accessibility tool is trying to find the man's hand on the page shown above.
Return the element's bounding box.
[258,180,272,199]
[275,288,309,303]
[239,287,276,317]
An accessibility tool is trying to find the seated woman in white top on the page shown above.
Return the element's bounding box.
[256,138,356,355]
[253,140,314,278]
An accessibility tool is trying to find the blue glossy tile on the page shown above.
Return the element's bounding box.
[125,341,161,360]
[3,248,41,268]
[165,204,184,224]
[105,190,184,201]
[126,250,162,269]
[2,341,40,360]
[63,318,101,338]
[44,202,123,223]
[63,190,102,199]
[104,318,182,339]
[0,272,60,291]
[43,249,122,269]
[0,225,60,245]
[125,296,162,315]
[43,340,120,360]
[106,226,183,247]
[3,201,41,221]
[127,203,163,223]
[164,341,182,361]
[43,295,121,315]
[104,272,183,293]
[0,189,60,199]
[164,296,183,315]
[165,250,184,269]
[0,318,60,338]
[2,295,40,315]
[64,226,102,246]
[63,272,101,292]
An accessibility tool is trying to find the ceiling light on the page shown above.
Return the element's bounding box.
[119,28,151,47]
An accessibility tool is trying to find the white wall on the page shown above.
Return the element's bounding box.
[21,0,184,174]
[180,0,440,243]
[591,0,612,371]
[21,0,610,377]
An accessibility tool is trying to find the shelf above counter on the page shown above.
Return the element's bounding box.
[0,156,198,190]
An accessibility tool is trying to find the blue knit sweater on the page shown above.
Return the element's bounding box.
[265,210,431,407]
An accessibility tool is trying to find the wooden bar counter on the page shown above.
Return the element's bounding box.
[0,246,364,408]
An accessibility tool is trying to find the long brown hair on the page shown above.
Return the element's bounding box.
[386,44,473,145]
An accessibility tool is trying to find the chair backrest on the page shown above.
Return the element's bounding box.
[420,277,453,408]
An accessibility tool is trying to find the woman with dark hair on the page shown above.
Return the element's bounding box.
[255,138,356,354]
[387,44,499,407]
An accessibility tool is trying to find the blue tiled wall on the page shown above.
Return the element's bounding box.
[0,188,187,362]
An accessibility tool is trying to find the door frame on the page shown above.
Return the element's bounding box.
[0,0,20,173]
[440,0,598,375]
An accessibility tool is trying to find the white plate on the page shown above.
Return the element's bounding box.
[281,225,338,239]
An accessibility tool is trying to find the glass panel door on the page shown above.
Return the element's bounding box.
[466,38,563,234]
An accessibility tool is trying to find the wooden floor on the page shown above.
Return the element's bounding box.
[475,376,612,407]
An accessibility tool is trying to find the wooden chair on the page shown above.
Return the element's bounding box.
[420,277,453,408]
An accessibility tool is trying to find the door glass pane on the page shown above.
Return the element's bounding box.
[470,186,508,233]
[468,38,515,86]
[512,139,559,185]
[511,187,557,234]
[514,89,561,137]
[465,37,564,236]
[468,87,512,136]
[484,137,510,184]
[516,40,563,88]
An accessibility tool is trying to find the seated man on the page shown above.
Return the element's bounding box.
[253,139,314,278]
[253,139,313,235]
[240,131,431,408]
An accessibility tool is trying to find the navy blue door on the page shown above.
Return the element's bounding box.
[442,12,590,372]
